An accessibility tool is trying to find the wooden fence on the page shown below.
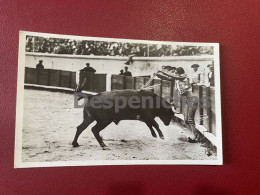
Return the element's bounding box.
[24,67,107,93]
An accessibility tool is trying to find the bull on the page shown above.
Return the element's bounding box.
[72,90,175,149]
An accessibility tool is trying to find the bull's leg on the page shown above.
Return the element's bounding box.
[91,121,111,150]
[145,122,157,138]
[72,117,94,147]
[151,120,164,140]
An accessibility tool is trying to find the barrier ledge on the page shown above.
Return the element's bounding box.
[174,113,217,147]
[24,83,98,95]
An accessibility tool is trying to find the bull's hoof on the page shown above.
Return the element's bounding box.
[72,142,80,147]
[152,133,157,138]
[160,135,164,140]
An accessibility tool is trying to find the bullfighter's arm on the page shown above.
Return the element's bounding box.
[155,72,173,81]
[159,71,187,80]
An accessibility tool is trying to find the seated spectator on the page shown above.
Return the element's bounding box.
[80,63,96,73]
[36,60,44,69]
[26,36,214,57]
[26,36,33,52]
[123,66,132,76]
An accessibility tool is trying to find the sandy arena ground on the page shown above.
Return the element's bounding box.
[21,89,216,162]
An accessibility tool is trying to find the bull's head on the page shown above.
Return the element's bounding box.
[159,108,175,126]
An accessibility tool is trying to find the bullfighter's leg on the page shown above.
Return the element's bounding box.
[151,120,164,140]
[72,117,94,147]
[91,121,111,150]
[144,122,157,138]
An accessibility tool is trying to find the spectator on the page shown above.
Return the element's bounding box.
[207,64,214,86]
[26,36,33,52]
[190,64,202,84]
[119,69,124,75]
[36,60,44,69]
[123,67,132,76]
[80,63,96,73]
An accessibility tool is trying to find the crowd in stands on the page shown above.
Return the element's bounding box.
[148,45,213,56]
[26,36,214,57]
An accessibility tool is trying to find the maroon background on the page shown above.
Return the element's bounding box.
[0,0,259,194]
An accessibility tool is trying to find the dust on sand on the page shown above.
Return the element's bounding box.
[22,89,216,162]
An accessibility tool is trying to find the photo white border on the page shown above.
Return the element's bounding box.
[14,31,223,168]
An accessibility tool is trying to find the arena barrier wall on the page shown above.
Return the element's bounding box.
[24,67,107,93]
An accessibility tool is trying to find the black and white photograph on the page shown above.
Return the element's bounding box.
[15,31,222,167]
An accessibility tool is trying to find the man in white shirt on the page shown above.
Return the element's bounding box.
[191,64,202,84]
